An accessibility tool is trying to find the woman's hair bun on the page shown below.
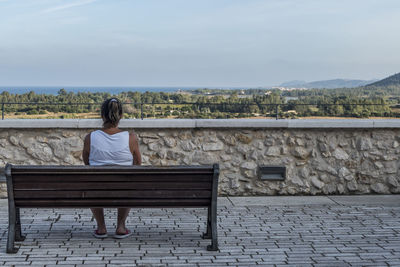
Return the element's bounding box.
[101,98,123,127]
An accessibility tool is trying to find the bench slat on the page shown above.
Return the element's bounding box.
[14,182,212,190]
[12,174,212,183]
[11,165,213,174]
[15,198,211,208]
[14,190,212,199]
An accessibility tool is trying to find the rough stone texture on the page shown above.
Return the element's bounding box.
[311,176,325,189]
[1,128,400,196]
[332,148,349,160]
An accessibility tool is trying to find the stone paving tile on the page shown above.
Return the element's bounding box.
[0,200,400,266]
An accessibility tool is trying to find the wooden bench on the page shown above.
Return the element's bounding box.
[5,163,219,253]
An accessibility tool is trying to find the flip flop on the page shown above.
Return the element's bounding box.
[113,229,133,239]
[92,229,108,239]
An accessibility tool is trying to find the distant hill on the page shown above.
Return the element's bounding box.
[280,79,377,89]
[280,80,307,87]
[365,73,400,87]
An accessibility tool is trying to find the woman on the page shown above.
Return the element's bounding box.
[82,98,141,239]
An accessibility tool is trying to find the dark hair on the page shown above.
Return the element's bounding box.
[101,98,123,127]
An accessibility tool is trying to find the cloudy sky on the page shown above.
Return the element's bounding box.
[0,0,399,87]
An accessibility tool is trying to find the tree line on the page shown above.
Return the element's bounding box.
[0,87,397,119]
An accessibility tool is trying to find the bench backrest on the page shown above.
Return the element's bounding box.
[5,164,219,208]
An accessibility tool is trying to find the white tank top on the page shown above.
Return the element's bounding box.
[89,130,134,166]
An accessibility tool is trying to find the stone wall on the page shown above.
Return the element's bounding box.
[1,119,400,197]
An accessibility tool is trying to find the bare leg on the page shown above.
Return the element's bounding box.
[116,208,131,234]
[90,208,107,234]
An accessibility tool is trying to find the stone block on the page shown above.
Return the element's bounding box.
[311,176,324,189]
[332,148,349,160]
[292,147,311,159]
[265,146,281,156]
[371,183,390,194]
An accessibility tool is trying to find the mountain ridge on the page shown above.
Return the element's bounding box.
[365,73,400,87]
[279,79,378,89]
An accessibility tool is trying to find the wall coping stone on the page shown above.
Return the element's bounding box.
[0,119,400,129]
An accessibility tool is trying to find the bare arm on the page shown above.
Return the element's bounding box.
[129,131,142,165]
[82,133,90,165]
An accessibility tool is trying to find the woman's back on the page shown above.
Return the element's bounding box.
[89,130,133,166]
[82,97,141,239]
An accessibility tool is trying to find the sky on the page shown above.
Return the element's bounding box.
[0,0,400,87]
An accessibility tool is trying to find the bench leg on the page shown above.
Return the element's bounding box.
[15,208,25,242]
[202,206,212,239]
[7,205,18,253]
[206,202,218,251]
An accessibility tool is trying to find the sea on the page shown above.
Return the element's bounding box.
[0,86,200,95]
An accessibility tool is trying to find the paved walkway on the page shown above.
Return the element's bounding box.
[0,195,399,267]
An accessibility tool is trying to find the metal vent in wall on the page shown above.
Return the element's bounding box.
[259,165,286,181]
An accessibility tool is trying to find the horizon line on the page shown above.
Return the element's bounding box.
[0,85,272,89]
